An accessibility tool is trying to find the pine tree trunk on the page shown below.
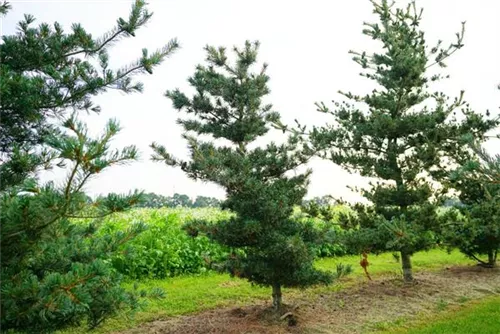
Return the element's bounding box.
[401,251,413,282]
[272,283,282,310]
[487,250,497,268]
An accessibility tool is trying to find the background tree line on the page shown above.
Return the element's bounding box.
[135,192,222,208]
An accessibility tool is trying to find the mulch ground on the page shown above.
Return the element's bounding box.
[116,265,500,334]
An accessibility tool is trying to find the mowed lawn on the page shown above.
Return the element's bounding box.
[61,249,471,333]
[384,296,500,334]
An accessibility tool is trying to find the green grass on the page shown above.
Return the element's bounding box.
[59,273,270,333]
[124,273,270,317]
[60,249,471,333]
[382,296,500,334]
[315,247,468,276]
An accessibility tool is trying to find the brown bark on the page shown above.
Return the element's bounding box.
[487,250,497,267]
[401,251,414,282]
[272,283,282,310]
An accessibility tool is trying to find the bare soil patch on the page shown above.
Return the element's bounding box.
[116,266,500,334]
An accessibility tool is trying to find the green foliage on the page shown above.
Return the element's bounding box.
[67,207,348,282]
[0,1,178,332]
[443,142,500,267]
[192,195,222,208]
[301,196,348,223]
[136,192,221,208]
[95,208,231,278]
[282,0,498,281]
[292,204,351,257]
[152,41,335,309]
[312,234,349,258]
[0,0,179,184]
[0,118,146,333]
[59,249,471,334]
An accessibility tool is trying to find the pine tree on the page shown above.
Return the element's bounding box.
[0,0,178,188]
[152,41,335,310]
[444,141,500,267]
[0,1,178,331]
[1,118,148,332]
[279,0,498,282]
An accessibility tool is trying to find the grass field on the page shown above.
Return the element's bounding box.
[383,296,500,334]
[61,248,472,333]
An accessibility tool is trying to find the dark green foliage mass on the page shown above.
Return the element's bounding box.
[0,118,149,333]
[279,0,498,282]
[152,41,336,309]
[104,208,231,278]
[0,1,178,332]
[443,139,500,267]
[192,195,222,208]
[136,192,222,208]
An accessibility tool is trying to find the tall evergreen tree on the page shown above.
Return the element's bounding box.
[0,1,178,331]
[152,41,335,310]
[278,0,498,281]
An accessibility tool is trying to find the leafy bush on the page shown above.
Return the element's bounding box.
[87,208,232,279]
[293,205,352,257]
[76,207,349,280]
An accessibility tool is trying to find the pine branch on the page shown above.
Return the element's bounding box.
[425,21,466,69]
[61,0,151,59]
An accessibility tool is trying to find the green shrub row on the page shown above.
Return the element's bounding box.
[74,207,349,279]
[95,208,231,279]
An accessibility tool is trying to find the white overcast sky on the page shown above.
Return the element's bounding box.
[2,0,499,201]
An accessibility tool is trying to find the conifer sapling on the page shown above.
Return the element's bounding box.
[277,0,498,282]
[152,41,338,310]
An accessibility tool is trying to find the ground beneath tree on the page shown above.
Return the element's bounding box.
[116,266,500,334]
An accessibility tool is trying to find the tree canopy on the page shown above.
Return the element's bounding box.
[0,1,178,331]
[152,41,338,309]
[0,0,178,188]
[277,0,499,281]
